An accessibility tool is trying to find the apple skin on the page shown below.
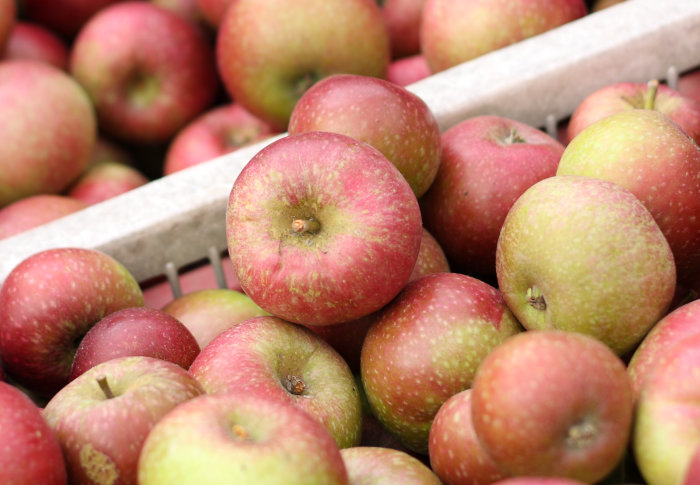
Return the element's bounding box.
[288,73,442,198]
[43,356,205,485]
[360,272,523,454]
[0,381,67,484]
[137,391,350,484]
[566,81,700,144]
[491,479,588,485]
[217,0,391,130]
[0,0,15,51]
[557,109,700,287]
[428,389,509,485]
[0,194,87,240]
[69,1,219,144]
[163,102,280,176]
[0,60,97,208]
[420,115,564,280]
[471,330,634,482]
[226,131,422,326]
[195,0,232,27]
[1,21,69,70]
[633,333,700,485]
[66,161,150,205]
[189,315,363,449]
[496,175,676,356]
[340,446,442,484]
[161,288,270,349]
[20,0,125,38]
[70,307,201,380]
[0,247,145,397]
[380,0,427,59]
[386,54,431,87]
[420,0,587,73]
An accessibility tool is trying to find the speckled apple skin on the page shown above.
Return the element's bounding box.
[341,446,442,484]
[471,330,633,482]
[360,272,522,454]
[496,175,676,356]
[226,131,423,326]
[0,194,87,240]
[558,110,700,286]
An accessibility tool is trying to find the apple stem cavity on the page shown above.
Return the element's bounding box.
[644,79,660,110]
[283,374,307,395]
[504,128,526,145]
[96,375,115,399]
[292,218,321,235]
[526,286,547,311]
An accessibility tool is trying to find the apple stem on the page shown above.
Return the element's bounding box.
[644,80,659,110]
[292,218,320,235]
[96,375,115,399]
[504,128,526,145]
[526,286,546,311]
[232,424,250,440]
[283,374,306,395]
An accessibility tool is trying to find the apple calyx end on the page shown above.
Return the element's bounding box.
[292,218,321,235]
[644,79,660,110]
[282,374,307,396]
[565,418,597,449]
[96,375,115,399]
[526,286,546,311]
[231,423,250,441]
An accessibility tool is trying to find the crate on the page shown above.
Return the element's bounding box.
[1,0,699,291]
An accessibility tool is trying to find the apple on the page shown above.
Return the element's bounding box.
[0,0,15,51]
[360,272,523,454]
[0,194,87,240]
[420,0,587,73]
[0,381,67,484]
[380,0,427,59]
[66,161,150,206]
[163,102,280,176]
[679,67,700,105]
[161,288,269,349]
[386,54,431,87]
[684,445,700,485]
[591,0,626,12]
[226,131,422,326]
[89,137,136,168]
[150,0,212,35]
[20,0,125,38]
[471,330,634,482]
[195,0,233,28]
[633,332,700,485]
[0,60,96,208]
[70,306,200,379]
[137,391,350,484]
[189,315,363,448]
[420,115,564,281]
[566,80,700,144]
[491,479,588,485]
[340,446,442,484]
[557,109,700,287]
[410,227,451,281]
[428,389,509,485]
[43,356,204,485]
[496,175,676,356]
[288,73,442,198]
[1,21,69,70]
[216,0,391,130]
[69,1,219,144]
[0,247,145,397]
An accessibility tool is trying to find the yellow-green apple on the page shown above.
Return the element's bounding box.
[217,0,391,130]
[627,299,700,398]
[0,248,145,397]
[137,391,350,484]
[163,102,280,175]
[20,0,125,38]
[360,272,523,454]
[288,73,442,198]
[189,315,363,448]
[495,175,676,355]
[0,194,87,240]
[226,131,422,326]
[69,2,219,144]
[471,330,634,482]
[0,60,96,208]
[379,0,427,59]
[70,307,200,379]
[420,0,587,73]
[43,356,204,485]
[340,446,442,484]
[557,109,700,287]
[633,333,700,485]
[420,115,564,281]
[66,161,150,205]
[0,0,15,51]
[428,389,509,485]
[0,381,67,484]
[386,54,431,87]
[1,21,69,70]
[566,80,700,144]
[161,288,269,349]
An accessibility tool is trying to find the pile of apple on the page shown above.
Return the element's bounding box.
[2,0,700,484]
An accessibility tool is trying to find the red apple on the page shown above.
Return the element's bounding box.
[195,0,232,28]
[420,115,564,280]
[43,356,204,485]
[1,21,69,70]
[0,247,145,397]
[188,315,363,449]
[0,381,67,484]
[163,102,280,175]
[150,0,212,34]
[360,272,523,454]
[216,0,391,130]
[69,1,219,144]
[226,131,422,326]
[70,307,200,379]
[20,0,126,38]
[0,60,97,208]
[471,330,634,482]
[410,227,450,281]
[386,54,431,87]
[0,194,87,240]
[679,67,700,105]
[66,161,150,206]
[288,73,442,198]
[380,0,427,59]
[0,0,15,51]
[340,446,442,484]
